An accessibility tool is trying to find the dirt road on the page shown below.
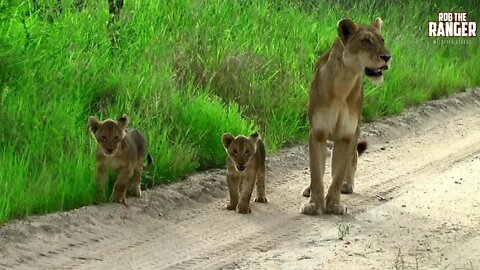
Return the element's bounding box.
[1,89,480,270]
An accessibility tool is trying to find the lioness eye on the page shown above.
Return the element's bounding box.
[101,136,107,141]
[233,150,238,155]
[362,38,372,45]
[244,150,250,155]
[114,136,119,141]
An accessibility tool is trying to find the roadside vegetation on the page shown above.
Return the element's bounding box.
[0,0,478,223]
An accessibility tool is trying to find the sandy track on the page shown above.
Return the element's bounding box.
[1,89,480,270]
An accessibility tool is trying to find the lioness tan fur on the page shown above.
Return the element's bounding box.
[222,132,267,214]
[301,18,391,215]
[88,114,152,204]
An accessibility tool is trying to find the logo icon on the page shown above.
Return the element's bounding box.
[428,13,476,37]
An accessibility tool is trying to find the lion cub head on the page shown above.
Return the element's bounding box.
[222,132,261,172]
[338,17,391,83]
[88,114,129,156]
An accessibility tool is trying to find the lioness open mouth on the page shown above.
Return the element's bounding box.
[364,66,388,77]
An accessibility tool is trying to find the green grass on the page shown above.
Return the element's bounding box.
[0,0,478,223]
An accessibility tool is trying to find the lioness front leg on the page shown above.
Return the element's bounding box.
[301,132,327,215]
[326,139,355,214]
[111,169,132,204]
[237,174,255,214]
[254,164,267,203]
[225,174,240,210]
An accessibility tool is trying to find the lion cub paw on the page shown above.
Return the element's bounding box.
[254,197,268,203]
[236,203,251,214]
[111,193,126,205]
[301,186,311,197]
[325,204,347,215]
[300,203,319,215]
[341,183,353,194]
[224,202,237,211]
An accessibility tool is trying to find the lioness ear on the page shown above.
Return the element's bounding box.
[372,17,383,31]
[249,132,261,144]
[222,133,234,149]
[88,116,100,134]
[117,114,129,130]
[337,18,357,44]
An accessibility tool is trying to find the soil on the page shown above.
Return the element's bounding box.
[1,88,480,270]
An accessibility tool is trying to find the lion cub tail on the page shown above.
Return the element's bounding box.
[144,153,153,169]
[357,140,368,156]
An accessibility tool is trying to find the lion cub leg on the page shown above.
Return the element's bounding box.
[300,133,327,215]
[95,165,108,203]
[111,168,132,204]
[326,140,355,215]
[128,166,142,197]
[237,174,256,214]
[225,174,240,210]
[254,164,267,203]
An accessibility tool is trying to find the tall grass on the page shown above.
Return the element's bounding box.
[0,0,478,223]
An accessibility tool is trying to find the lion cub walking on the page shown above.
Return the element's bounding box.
[222,132,267,214]
[88,114,152,204]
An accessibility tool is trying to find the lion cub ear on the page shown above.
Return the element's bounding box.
[117,114,129,130]
[88,116,100,134]
[372,17,383,31]
[337,18,357,44]
[249,132,261,144]
[222,133,235,149]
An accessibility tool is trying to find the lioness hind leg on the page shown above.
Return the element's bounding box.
[225,174,240,211]
[300,133,327,215]
[254,164,267,203]
[326,140,355,215]
[341,151,358,194]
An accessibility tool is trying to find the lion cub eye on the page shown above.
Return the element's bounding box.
[233,149,238,155]
[244,150,250,155]
[100,136,107,141]
[114,136,119,141]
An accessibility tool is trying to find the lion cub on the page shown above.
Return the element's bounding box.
[222,132,267,214]
[88,114,152,204]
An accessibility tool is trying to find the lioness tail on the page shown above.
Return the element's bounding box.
[357,141,368,156]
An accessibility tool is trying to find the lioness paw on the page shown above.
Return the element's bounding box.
[254,197,268,203]
[341,183,353,194]
[302,186,311,197]
[325,204,347,215]
[224,202,237,211]
[236,203,251,214]
[300,203,319,215]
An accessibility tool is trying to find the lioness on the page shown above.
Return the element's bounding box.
[301,18,391,215]
[222,132,267,214]
[88,114,153,204]
[302,140,367,197]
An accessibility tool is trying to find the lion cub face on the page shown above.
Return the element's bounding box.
[222,133,260,172]
[338,17,391,83]
[88,115,128,156]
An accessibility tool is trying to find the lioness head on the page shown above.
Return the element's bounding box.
[88,114,129,156]
[337,17,391,83]
[222,132,261,172]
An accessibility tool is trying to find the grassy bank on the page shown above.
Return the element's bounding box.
[0,0,478,223]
